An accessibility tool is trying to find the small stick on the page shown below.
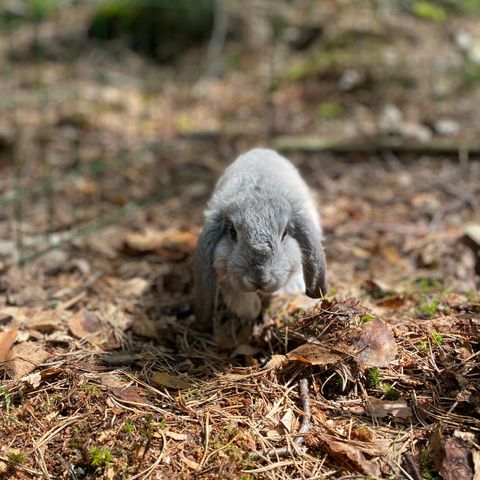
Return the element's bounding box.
[55,454,78,480]
[262,377,312,458]
[198,412,211,469]
[295,377,311,443]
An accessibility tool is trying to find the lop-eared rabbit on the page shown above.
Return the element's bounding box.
[194,148,326,330]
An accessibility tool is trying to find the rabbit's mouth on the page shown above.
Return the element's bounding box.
[240,276,279,294]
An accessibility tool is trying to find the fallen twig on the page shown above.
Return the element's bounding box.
[273,135,480,155]
[258,377,312,459]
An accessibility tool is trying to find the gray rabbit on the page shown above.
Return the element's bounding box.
[194,148,327,330]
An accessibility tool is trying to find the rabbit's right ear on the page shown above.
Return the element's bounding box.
[291,210,327,299]
[194,216,223,330]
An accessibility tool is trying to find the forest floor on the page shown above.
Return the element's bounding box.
[0,1,479,479]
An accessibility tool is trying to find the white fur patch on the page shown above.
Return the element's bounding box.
[276,269,306,295]
[220,283,262,320]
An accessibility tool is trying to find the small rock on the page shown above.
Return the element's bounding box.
[399,122,432,142]
[455,30,471,51]
[378,104,403,132]
[464,224,480,247]
[468,41,480,64]
[39,249,68,274]
[0,240,15,258]
[434,119,460,136]
[339,69,364,91]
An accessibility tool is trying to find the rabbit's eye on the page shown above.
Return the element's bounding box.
[227,224,237,241]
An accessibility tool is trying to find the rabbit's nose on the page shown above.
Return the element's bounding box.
[242,273,274,292]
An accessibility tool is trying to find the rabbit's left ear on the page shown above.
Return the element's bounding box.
[291,211,327,298]
[194,215,224,330]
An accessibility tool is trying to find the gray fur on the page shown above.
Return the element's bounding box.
[194,148,327,329]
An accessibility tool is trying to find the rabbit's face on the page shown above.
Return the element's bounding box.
[213,199,301,294]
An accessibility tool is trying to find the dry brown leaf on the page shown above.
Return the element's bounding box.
[165,431,188,441]
[109,386,153,406]
[21,367,62,388]
[363,278,394,299]
[24,308,64,333]
[351,427,375,442]
[285,295,319,315]
[382,245,404,266]
[180,454,200,470]
[321,437,381,478]
[279,408,295,433]
[68,310,120,349]
[120,277,150,297]
[354,319,397,367]
[23,371,42,388]
[430,427,475,480]
[368,397,412,420]
[287,342,344,366]
[376,295,406,308]
[264,354,287,370]
[0,325,19,362]
[2,306,64,333]
[231,344,260,357]
[151,371,192,390]
[98,372,126,389]
[473,450,480,480]
[124,228,197,261]
[131,315,170,342]
[68,310,103,339]
[454,430,476,443]
[5,342,50,379]
[444,293,468,308]
[103,304,133,331]
[265,428,282,440]
[213,317,254,349]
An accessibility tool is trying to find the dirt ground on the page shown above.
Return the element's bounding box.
[0,1,479,479]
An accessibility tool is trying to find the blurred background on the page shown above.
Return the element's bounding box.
[0,0,479,277]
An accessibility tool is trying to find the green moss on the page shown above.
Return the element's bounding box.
[359,314,375,324]
[7,452,28,465]
[412,2,447,22]
[287,49,361,81]
[419,299,441,317]
[317,101,344,120]
[460,61,480,87]
[431,331,445,347]
[421,450,440,480]
[383,383,400,400]
[89,446,113,468]
[368,368,381,388]
[80,383,102,398]
[418,339,428,351]
[460,0,480,12]
[122,421,134,435]
[416,278,443,292]
[0,386,11,415]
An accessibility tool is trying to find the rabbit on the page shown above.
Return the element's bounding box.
[194,148,327,330]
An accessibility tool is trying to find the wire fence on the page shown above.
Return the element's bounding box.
[0,0,285,267]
